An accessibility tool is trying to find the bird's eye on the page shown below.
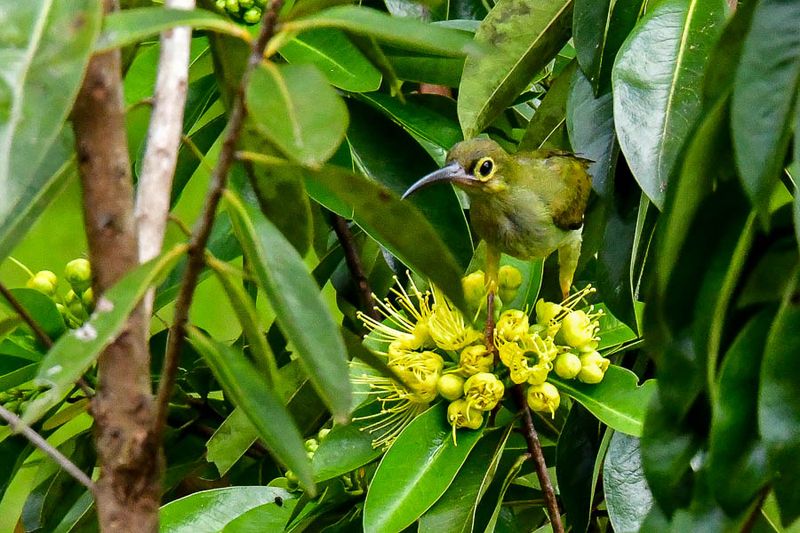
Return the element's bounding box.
[475,157,495,180]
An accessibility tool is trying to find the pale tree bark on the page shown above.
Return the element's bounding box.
[71,0,160,530]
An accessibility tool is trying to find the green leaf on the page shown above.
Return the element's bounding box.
[759,271,800,526]
[458,0,573,137]
[205,409,257,478]
[241,157,467,312]
[519,61,577,152]
[160,486,294,533]
[22,245,186,425]
[573,0,643,95]
[556,404,603,533]
[595,303,638,350]
[3,289,66,342]
[603,432,654,533]
[363,403,484,532]
[281,6,480,58]
[0,1,99,193]
[418,426,512,533]
[224,190,352,423]
[278,29,382,92]
[708,309,773,514]
[346,100,473,270]
[311,424,382,482]
[386,50,465,87]
[187,329,314,494]
[612,0,727,209]
[246,63,348,168]
[95,7,248,52]
[549,365,656,437]
[222,498,298,532]
[731,0,800,220]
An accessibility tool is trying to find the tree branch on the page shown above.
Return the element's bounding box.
[72,1,159,529]
[153,0,285,442]
[329,214,378,320]
[0,405,95,492]
[511,384,564,533]
[135,0,195,320]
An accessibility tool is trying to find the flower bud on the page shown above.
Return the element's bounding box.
[463,372,504,412]
[26,270,58,296]
[535,299,563,326]
[225,0,240,12]
[81,288,95,312]
[64,259,92,292]
[285,470,299,490]
[462,271,486,310]
[317,428,330,440]
[556,310,596,349]
[498,265,523,302]
[527,382,560,417]
[495,309,529,342]
[304,438,319,453]
[526,362,550,385]
[437,373,465,401]
[458,345,493,376]
[578,351,609,384]
[554,352,582,379]
[239,0,254,7]
[243,7,262,23]
[447,399,483,430]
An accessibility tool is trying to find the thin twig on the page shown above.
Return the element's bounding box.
[153,0,285,442]
[0,282,94,397]
[135,0,195,321]
[329,214,378,320]
[741,487,770,533]
[0,404,95,492]
[511,384,564,533]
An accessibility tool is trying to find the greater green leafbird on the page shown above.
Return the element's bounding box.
[403,138,592,299]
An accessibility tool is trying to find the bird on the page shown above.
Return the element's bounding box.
[402,138,593,300]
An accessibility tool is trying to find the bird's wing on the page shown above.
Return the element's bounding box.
[523,151,593,231]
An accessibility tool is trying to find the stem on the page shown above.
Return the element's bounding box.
[329,214,378,320]
[0,282,53,349]
[153,0,285,442]
[0,405,96,492]
[511,385,564,533]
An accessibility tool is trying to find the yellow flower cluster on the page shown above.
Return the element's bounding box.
[353,268,610,449]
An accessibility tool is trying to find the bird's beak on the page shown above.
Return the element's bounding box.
[401,163,474,199]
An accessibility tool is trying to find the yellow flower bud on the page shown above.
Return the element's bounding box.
[463,372,505,412]
[556,310,597,348]
[578,351,609,384]
[527,382,560,417]
[26,270,58,296]
[447,399,484,430]
[458,345,493,376]
[535,299,563,325]
[81,288,95,312]
[496,309,529,342]
[437,374,465,401]
[64,259,92,292]
[554,352,582,379]
[526,363,551,385]
[304,438,319,453]
[389,350,443,402]
[498,265,523,303]
[462,271,486,309]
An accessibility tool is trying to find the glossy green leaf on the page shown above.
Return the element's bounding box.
[187,329,314,493]
[595,303,638,350]
[312,424,382,482]
[206,408,258,477]
[221,499,298,532]
[573,0,643,95]
[472,444,528,531]
[363,403,483,532]
[458,0,573,137]
[759,271,800,526]
[224,190,352,423]
[731,0,800,220]
[246,63,348,168]
[278,29,382,92]
[0,1,99,197]
[96,7,248,52]
[418,427,512,533]
[160,486,293,533]
[549,365,656,436]
[519,61,576,152]
[708,309,772,514]
[346,101,473,270]
[22,245,186,425]
[281,6,480,57]
[241,157,467,312]
[556,404,603,533]
[612,0,727,208]
[604,431,654,533]
[2,288,66,341]
[386,50,465,87]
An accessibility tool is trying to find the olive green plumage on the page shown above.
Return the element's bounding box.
[403,138,593,298]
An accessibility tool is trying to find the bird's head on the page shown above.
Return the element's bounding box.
[402,138,513,199]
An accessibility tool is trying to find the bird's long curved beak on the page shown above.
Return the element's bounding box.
[401,163,473,199]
